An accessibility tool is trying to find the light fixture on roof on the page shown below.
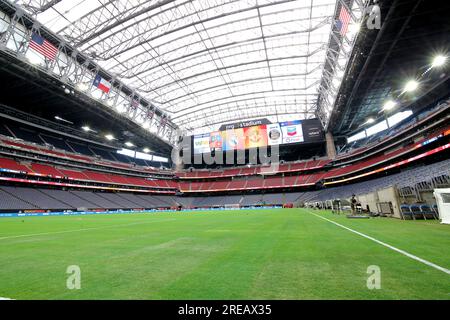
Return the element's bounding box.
[76,82,89,92]
[125,142,134,147]
[432,55,447,68]
[404,80,419,92]
[366,118,375,124]
[82,126,98,134]
[106,98,115,107]
[116,104,126,113]
[143,148,150,153]
[54,116,73,124]
[348,23,361,35]
[383,100,397,111]
[105,134,115,141]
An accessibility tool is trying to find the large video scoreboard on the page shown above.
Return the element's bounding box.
[192,118,324,154]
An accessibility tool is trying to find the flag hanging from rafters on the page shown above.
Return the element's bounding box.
[93,74,111,93]
[29,33,58,60]
[336,5,351,36]
[161,116,168,127]
[158,116,168,133]
[145,108,155,121]
[129,98,139,112]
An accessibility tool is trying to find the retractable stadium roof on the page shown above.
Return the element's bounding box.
[10,0,368,136]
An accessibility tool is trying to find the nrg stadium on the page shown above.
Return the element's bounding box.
[0,0,449,303]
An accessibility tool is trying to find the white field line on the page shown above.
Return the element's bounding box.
[306,210,450,275]
[0,297,14,300]
[0,218,176,241]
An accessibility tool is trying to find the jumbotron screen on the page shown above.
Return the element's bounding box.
[192,119,324,154]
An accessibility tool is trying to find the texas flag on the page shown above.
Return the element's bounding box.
[93,74,111,93]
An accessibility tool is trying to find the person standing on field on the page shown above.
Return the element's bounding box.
[350,195,357,215]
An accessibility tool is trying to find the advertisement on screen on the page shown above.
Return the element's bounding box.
[209,131,223,152]
[280,120,304,144]
[267,123,283,146]
[223,128,245,151]
[244,125,268,149]
[191,119,324,154]
[302,120,324,142]
[193,134,211,154]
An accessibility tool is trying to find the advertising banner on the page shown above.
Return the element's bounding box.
[223,128,245,151]
[280,120,304,144]
[193,134,211,154]
[267,123,283,146]
[209,131,223,152]
[244,125,268,149]
[192,119,324,154]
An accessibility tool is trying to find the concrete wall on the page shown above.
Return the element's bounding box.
[358,192,379,213]
[377,186,402,218]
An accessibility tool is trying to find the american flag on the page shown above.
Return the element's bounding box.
[336,5,351,36]
[29,33,58,60]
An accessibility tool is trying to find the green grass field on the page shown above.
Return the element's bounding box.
[0,209,449,300]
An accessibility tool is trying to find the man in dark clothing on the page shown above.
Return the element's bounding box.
[350,195,357,215]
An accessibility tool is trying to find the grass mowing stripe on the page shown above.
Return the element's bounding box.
[306,210,450,275]
[0,218,176,241]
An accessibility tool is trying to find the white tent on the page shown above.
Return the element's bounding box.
[434,189,450,225]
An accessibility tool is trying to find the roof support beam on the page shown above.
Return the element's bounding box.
[173,93,317,123]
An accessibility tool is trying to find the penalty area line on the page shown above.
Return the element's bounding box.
[306,210,450,276]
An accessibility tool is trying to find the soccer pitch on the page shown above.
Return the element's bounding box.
[0,209,449,300]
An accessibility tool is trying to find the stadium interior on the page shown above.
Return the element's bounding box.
[0,0,449,301]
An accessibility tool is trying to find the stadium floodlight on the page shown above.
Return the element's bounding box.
[76,82,89,92]
[366,118,375,124]
[383,100,397,111]
[125,142,134,147]
[105,134,115,141]
[116,104,126,113]
[54,116,73,124]
[82,126,97,133]
[348,23,361,35]
[106,99,115,107]
[143,148,150,153]
[432,55,447,68]
[404,80,419,92]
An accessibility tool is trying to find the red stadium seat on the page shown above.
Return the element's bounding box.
[30,163,65,177]
[0,157,30,172]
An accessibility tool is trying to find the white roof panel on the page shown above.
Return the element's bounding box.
[12,0,364,134]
